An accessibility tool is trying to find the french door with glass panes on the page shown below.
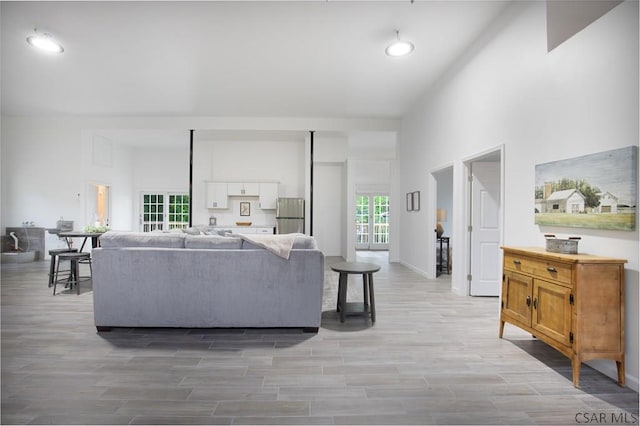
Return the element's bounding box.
[140,193,190,232]
[355,194,389,250]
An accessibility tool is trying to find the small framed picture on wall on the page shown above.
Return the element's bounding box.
[412,191,420,211]
[240,202,251,216]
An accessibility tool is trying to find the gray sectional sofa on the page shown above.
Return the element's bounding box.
[92,231,325,332]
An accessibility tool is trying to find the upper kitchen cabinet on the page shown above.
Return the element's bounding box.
[259,183,279,209]
[207,181,279,210]
[206,182,228,209]
[227,182,259,196]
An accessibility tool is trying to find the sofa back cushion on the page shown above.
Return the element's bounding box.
[184,235,243,249]
[99,231,186,248]
[181,227,201,235]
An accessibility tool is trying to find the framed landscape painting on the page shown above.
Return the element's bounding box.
[534,146,637,231]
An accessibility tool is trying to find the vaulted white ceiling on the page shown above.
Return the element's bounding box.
[1,1,510,119]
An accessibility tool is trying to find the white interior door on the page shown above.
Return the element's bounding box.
[470,162,501,296]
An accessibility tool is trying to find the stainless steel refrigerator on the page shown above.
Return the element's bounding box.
[276,198,305,234]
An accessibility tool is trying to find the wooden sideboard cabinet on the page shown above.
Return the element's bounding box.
[499,247,627,388]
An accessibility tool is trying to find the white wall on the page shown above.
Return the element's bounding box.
[1,118,84,231]
[399,0,638,389]
[313,163,344,256]
[132,146,189,192]
[191,138,305,227]
[131,146,189,231]
[0,115,398,230]
[84,134,134,233]
[0,119,135,252]
[0,118,394,256]
[314,136,348,256]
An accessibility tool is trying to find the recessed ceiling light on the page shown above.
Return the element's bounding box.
[385,30,414,57]
[26,29,64,54]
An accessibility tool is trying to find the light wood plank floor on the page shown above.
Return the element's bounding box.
[2,252,637,425]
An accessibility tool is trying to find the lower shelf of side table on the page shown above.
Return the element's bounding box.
[338,302,371,317]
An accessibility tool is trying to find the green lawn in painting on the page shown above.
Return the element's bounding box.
[535,212,636,231]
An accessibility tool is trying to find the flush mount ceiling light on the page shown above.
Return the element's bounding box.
[26,29,64,54]
[385,30,414,57]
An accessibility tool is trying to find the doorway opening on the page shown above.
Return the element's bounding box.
[433,167,453,277]
[87,183,110,228]
[465,148,503,297]
[355,194,389,250]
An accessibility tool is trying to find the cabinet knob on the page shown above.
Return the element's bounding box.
[546,266,557,273]
[513,259,521,265]
[533,298,538,309]
[526,296,531,307]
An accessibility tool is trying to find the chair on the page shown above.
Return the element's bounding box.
[53,252,92,295]
[48,248,78,287]
[436,237,450,275]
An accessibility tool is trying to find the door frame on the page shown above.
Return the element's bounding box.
[429,164,454,279]
[460,145,505,297]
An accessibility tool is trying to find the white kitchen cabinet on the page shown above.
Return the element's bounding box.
[227,182,259,196]
[259,183,279,209]
[206,182,228,209]
[207,181,278,210]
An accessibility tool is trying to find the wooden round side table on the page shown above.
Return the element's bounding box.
[330,262,380,323]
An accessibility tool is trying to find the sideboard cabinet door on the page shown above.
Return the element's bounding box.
[501,271,533,328]
[531,279,572,346]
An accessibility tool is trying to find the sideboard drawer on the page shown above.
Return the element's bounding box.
[504,253,572,285]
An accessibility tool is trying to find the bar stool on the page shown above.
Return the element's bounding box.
[48,248,78,287]
[53,252,92,295]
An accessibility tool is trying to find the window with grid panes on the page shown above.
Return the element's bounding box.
[141,193,189,231]
[356,195,369,244]
[168,195,190,229]
[373,195,389,244]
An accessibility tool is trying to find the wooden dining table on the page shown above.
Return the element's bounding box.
[58,231,104,252]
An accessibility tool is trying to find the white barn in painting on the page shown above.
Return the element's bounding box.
[544,189,586,213]
[597,191,618,213]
